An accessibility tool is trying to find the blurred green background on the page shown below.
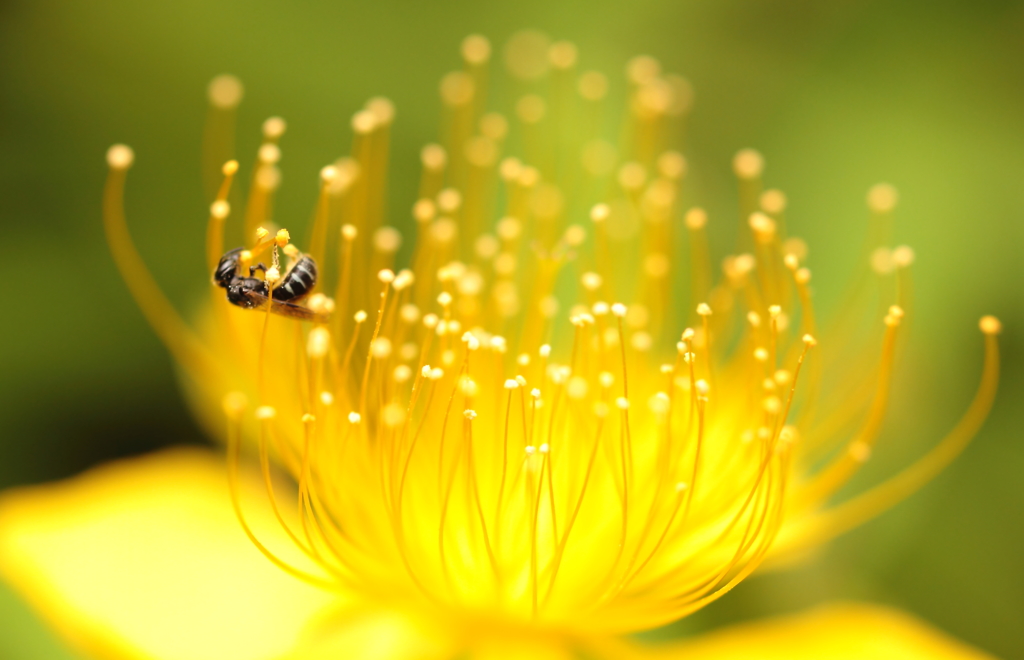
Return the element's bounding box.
[1,0,1021,657]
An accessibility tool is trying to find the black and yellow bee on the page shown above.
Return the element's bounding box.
[213,247,322,321]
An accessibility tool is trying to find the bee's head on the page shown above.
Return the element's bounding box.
[226,278,268,309]
[213,248,244,288]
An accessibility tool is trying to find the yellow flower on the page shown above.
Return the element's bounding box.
[0,31,1001,660]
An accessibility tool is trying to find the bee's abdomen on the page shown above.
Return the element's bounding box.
[272,256,317,302]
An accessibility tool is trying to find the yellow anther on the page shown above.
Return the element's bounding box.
[748,212,777,239]
[658,151,687,180]
[221,392,248,419]
[393,365,412,383]
[578,70,608,101]
[892,245,915,268]
[867,183,899,213]
[783,237,809,260]
[382,403,406,427]
[684,207,707,230]
[207,74,243,109]
[106,144,135,170]
[581,274,602,292]
[366,97,395,125]
[437,188,462,214]
[421,144,447,172]
[618,162,647,191]
[255,405,276,420]
[399,296,428,325]
[548,40,578,69]
[262,116,287,140]
[563,224,587,247]
[320,165,338,183]
[307,327,331,359]
[760,189,787,214]
[650,390,671,410]
[308,293,334,315]
[732,148,764,180]
[979,315,1002,335]
[374,227,402,254]
[370,337,393,359]
[351,109,378,134]
[210,200,230,220]
[567,377,588,400]
[258,143,281,165]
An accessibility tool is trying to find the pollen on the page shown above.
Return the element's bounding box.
[103,30,1002,639]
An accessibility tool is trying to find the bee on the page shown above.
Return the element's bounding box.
[213,247,325,322]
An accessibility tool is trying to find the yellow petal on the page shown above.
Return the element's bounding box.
[281,608,455,660]
[619,602,995,659]
[0,448,338,660]
[285,607,581,660]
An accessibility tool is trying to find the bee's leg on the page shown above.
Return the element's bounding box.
[249,262,268,276]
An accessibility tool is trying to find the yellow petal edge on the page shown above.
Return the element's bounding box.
[615,602,997,660]
[0,448,336,660]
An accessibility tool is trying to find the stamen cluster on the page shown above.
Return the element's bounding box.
[102,32,1001,635]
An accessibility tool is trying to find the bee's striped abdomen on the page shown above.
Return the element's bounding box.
[272,255,317,302]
